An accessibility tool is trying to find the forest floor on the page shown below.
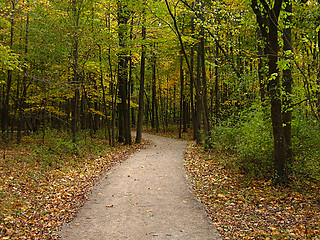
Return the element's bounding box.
[0,133,144,239]
[148,128,320,239]
[1,130,319,239]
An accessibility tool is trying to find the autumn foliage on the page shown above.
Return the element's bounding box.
[0,133,144,239]
[184,143,320,239]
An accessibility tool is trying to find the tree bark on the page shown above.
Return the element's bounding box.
[200,26,211,144]
[179,55,184,139]
[215,44,220,119]
[251,0,287,184]
[2,0,15,142]
[151,49,158,131]
[71,0,81,144]
[117,0,131,145]
[17,0,29,144]
[136,24,146,143]
[190,18,197,141]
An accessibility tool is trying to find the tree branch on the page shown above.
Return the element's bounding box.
[164,0,191,74]
[251,0,268,40]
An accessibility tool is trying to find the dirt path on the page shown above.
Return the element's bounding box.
[59,133,221,240]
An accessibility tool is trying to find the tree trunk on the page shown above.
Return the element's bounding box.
[2,0,15,143]
[200,26,211,144]
[136,24,146,143]
[151,50,157,131]
[268,7,287,184]
[71,0,80,144]
[179,55,184,139]
[195,43,203,144]
[215,44,220,119]
[190,18,197,140]
[117,0,131,145]
[17,1,29,144]
[251,0,287,184]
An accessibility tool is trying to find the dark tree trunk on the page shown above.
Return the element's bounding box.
[269,20,287,183]
[2,1,15,143]
[317,27,320,114]
[183,97,188,133]
[98,44,111,143]
[215,44,220,119]
[117,0,131,145]
[173,84,176,124]
[136,24,146,143]
[195,43,203,144]
[165,0,201,143]
[151,50,158,131]
[200,26,211,144]
[17,1,29,144]
[190,18,197,140]
[179,55,184,139]
[251,0,287,184]
[71,0,80,144]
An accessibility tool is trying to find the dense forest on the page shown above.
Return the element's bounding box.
[1,0,320,239]
[1,0,320,184]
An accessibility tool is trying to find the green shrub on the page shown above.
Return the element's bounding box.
[291,109,320,180]
[211,106,273,178]
[235,109,273,177]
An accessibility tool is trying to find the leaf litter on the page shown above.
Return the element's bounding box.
[184,142,320,239]
[0,136,145,239]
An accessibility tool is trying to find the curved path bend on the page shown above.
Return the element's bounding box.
[59,133,221,240]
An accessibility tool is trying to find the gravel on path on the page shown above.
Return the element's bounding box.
[59,133,221,240]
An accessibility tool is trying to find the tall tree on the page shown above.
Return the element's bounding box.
[1,0,15,142]
[136,1,146,143]
[117,0,131,144]
[251,0,288,183]
[70,0,81,144]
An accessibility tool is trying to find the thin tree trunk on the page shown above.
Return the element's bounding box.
[98,44,111,143]
[179,55,184,139]
[136,23,146,143]
[317,27,320,114]
[200,26,211,144]
[196,43,203,144]
[190,18,197,140]
[165,0,201,143]
[2,0,15,142]
[107,9,116,146]
[215,44,220,120]
[17,1,29,144]
[71,0,80,145]
[151,50,157,130]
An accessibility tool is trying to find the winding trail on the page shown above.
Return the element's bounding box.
[59,133,221,240]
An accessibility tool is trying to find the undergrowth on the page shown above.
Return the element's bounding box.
[210,105,320,182]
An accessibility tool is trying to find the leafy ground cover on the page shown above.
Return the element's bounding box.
[184,142,320,239]
[0,132,144,239]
